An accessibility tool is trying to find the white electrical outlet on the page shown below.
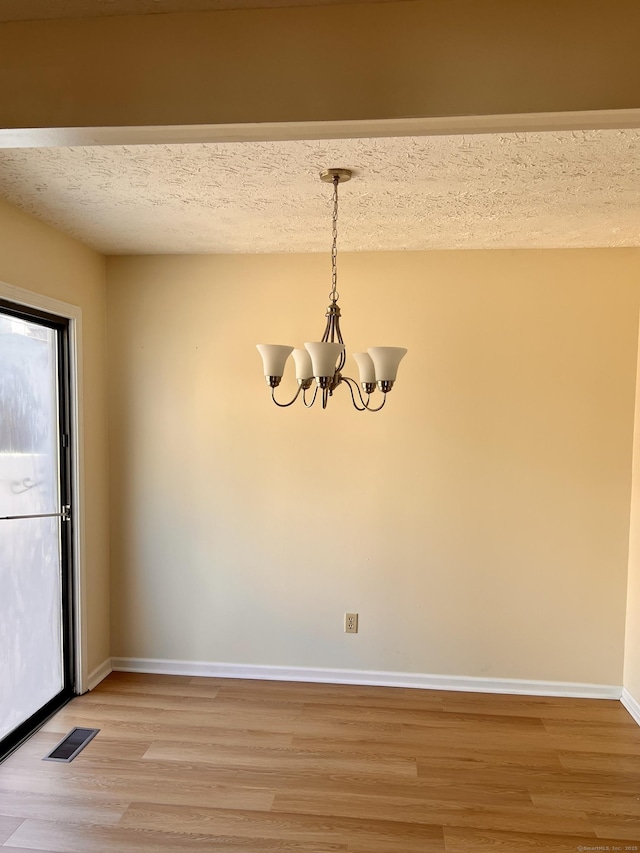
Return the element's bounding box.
[344,612,358,633]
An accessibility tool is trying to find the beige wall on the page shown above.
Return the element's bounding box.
[107,249,640,685]
[624,326,640,703]
[0,197,110,676]
[1,0,640,130]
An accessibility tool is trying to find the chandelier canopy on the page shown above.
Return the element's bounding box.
[257,168,407,411]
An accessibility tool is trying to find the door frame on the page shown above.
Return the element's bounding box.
[0,279,88,695]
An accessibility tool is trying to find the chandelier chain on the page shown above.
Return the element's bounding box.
[330,175,339,303]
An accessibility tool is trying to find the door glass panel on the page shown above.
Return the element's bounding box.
[0,517,63,739]
[0,313,64,741]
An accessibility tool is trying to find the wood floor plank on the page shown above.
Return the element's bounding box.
[119,802,445,852]
[272,790,593,834]
[297,702,449,726]
[590,812,640,840]
[3,818,346,852]
[416,725,636,756]
[217,680,446,709]
[289,734,413,758]
[143,740,418,777]
[402,712,547,734]
[0,815,24,844]
[559,751,640,774]
[543,719,640,743]
[156,705,304,731]
[289,732,564,771]
[0,766,274,811]
[228,766,531,805]
[74,725,293,751]
[290,715,403,739]
[416,745,563,770]
[2,847,54,853]
[108,672,194,685]
[41,717,296,744]
[66,690,221,712]
[96,679,222,700]
[443,826,606,852]
[0,789,129,825]
[529,783,640,817]
[443,694,635,724]
[33,701,165,725]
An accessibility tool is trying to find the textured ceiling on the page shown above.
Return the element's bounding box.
[0,130,638,255]
[0,0,395,22]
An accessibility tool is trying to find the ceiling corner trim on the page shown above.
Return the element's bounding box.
[2,108,640,149]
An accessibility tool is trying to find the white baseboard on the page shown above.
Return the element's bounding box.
[109,657,622,700]
[86,658,113,691]
[621,687,640,725]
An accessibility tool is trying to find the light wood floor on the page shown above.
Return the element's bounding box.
[1,673,639,851]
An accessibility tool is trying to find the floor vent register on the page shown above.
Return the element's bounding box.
[43,727,100,762]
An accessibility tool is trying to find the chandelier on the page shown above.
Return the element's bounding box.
[257,168,407,411]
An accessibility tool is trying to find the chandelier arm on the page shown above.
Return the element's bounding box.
[342,375,387,412]
[302,385,319,408]
[363,393,387,412]
[341,376,368,412]
[271,385,303,408]
[334,314,346,372]
[321,312,333,343]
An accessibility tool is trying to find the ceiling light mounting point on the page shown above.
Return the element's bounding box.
[320,168,352,184]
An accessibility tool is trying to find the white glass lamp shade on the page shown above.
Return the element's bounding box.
[292,348,313,380]
[353,352,376,384]
[304,341,344,377]
[368,347,408,381]
[256,344,293,377]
